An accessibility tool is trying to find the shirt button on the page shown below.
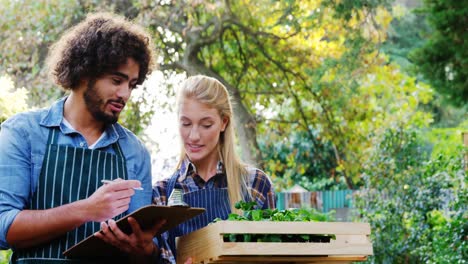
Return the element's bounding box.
[80,142,85,147]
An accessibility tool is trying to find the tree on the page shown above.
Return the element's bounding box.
[0,0,436,188]
[355,128,467,262]
[410,0,468,107]
[378,4,467,128]
[0,0,156,135]
[1,0,434,189]
[0,0,82,107]
[0,75,29,124]
[380,4,430,72]
[133,0,423,188]
[258,128,344,191]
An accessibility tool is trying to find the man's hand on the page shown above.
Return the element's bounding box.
[84,179,142,222]
[94,217,166,256]
[5,179,142,249]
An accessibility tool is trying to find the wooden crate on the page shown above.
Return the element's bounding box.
[176,221,373,263]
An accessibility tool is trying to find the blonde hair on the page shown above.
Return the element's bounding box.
[176,75,249,213]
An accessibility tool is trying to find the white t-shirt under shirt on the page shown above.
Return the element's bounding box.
[62,118,107,149]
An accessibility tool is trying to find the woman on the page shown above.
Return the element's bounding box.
[153,75,276,263]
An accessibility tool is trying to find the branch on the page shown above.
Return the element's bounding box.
[262,118,301,125]
[159,61,187,72]
[139,2,186,34]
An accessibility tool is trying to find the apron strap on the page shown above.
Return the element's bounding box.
[112,141,125,160]
[47,127,59,145]
[111,142,127,180]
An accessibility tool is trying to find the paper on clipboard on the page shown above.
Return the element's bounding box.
[63,205,205,258]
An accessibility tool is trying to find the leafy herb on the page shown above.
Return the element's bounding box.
[215,201,337,243]
[223,201,335,222]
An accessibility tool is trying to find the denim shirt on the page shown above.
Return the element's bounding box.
[0,97,153,249]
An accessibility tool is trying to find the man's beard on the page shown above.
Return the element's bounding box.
[83,80,124,125]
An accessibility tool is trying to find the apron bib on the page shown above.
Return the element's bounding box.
[13,128,128,264]
[165,174,231,256]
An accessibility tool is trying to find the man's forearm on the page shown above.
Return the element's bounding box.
[6,200,90,248]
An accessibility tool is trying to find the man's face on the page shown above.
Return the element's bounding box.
[84,58,140,124]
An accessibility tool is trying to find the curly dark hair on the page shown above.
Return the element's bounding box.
[46,12,156,90]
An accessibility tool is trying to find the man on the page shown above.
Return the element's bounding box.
[0,12,162,263]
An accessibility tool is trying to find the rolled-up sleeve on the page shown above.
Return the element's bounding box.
[0,118,32,249]
[249,168,276,210]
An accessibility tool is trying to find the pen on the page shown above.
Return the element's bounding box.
[101,179,144,190]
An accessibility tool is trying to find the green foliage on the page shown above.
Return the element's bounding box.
[0,0,158,135]
[322,0,392,21]
[380,5,430,72]
[355,128,467,263]
[218,201,336,243]
[0,75,29,124]
[423,120,468,158]
[420,93,468,129]
[0,0,81,107]
[133,0,435,188]
[118,85,158,139]
[410,0,468,106]
[258,128,347,191]
[223,233,334,243]
[1,0,438,189]
[0,250,11,264]
[378,4,467,128]
[225,201,335,222]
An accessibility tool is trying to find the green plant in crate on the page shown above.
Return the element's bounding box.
[215,201,336,243]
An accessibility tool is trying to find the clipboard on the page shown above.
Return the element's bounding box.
[63,205,205,258]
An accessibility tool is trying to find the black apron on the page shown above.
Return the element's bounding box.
[12,128,128,263]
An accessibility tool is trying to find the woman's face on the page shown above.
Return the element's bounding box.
[178,98,228,166]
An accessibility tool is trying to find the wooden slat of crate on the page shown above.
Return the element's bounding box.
[177,221,372,264]
[221,241,372,255]
[178,223,223,264]
[217,221,371,235]
[206,255,367,263]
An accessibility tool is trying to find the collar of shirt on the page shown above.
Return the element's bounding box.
[178,157,225,183]
[38,96,127,148]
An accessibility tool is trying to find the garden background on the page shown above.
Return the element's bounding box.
[0,0,466,263]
